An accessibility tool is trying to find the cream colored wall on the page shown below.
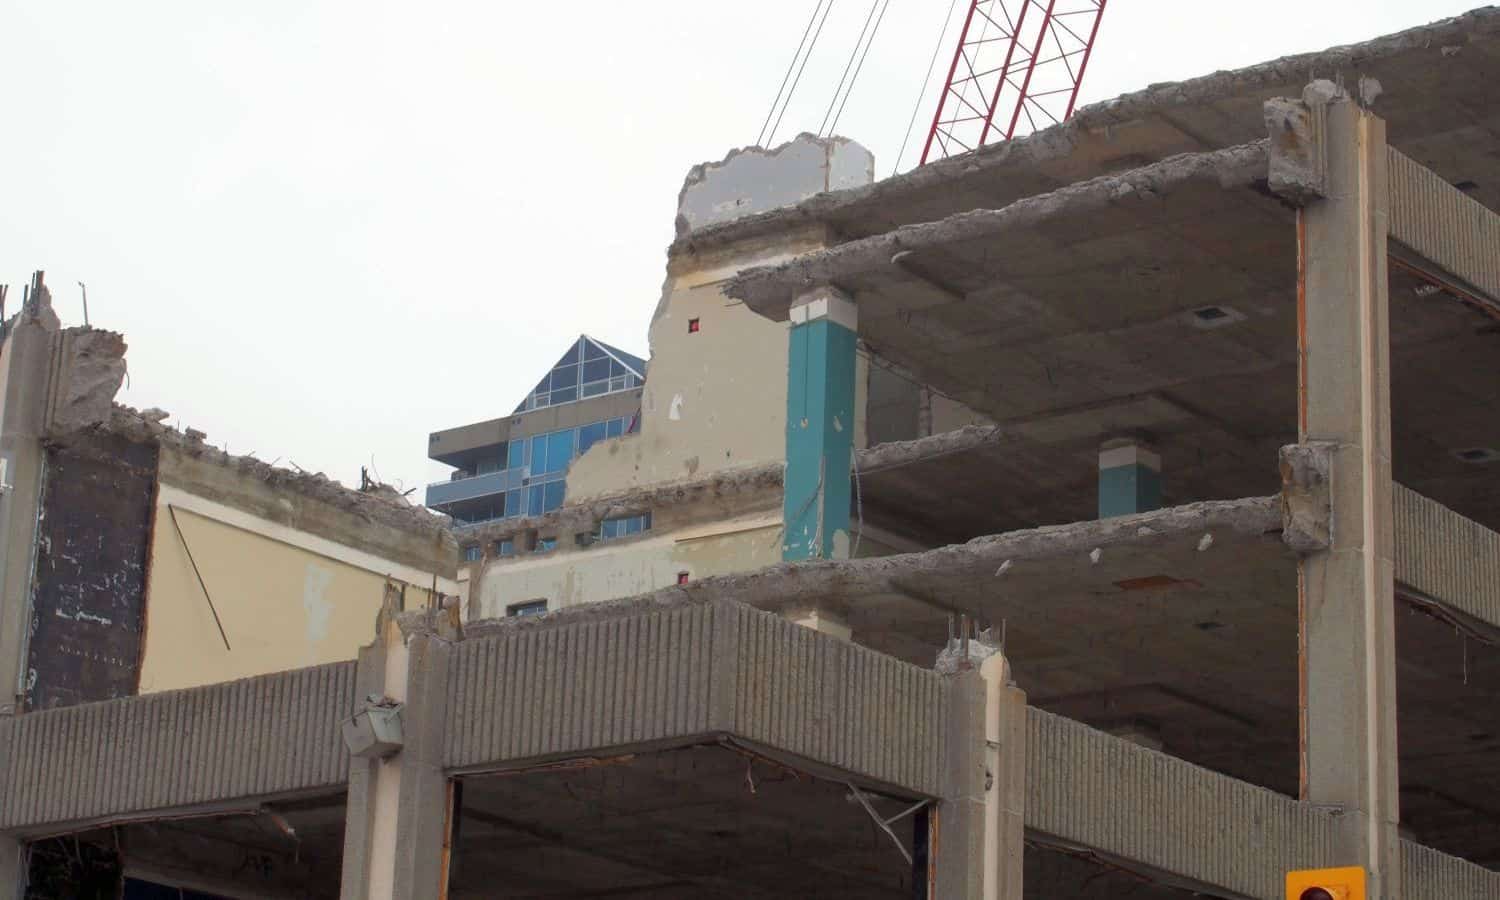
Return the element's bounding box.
[474,515,781,619]
[138,485,453,693]
[566,238,867,501]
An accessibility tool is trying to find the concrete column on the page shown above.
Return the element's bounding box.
[934,642,1025,899]
[0,274,59,715]
[339,600,457,900]
[1296,86,1400,894]
[783,286,858,561]
[1097,438,1161,518]
[0,836,23,900]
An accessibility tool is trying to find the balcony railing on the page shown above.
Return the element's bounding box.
[425,468,526,508]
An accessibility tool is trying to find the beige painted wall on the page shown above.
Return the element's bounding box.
[474,515,782,619]
[567,238,867,501]
[138,486,451,693]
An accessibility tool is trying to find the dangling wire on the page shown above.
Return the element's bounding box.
[827,0,895,137]
[893,0,962,173]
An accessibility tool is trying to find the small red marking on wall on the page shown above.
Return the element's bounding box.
[687,318,701,334]
[1113,574,1202,592]
[677,571,690,585]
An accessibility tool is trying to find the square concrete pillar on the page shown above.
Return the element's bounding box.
[340,603,456,900]
[1271,81,1399,894]
[783,286,858,561]
[1097,438,1161,519]
[934,646,1025,899]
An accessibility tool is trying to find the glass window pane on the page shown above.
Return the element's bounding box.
[507,441,525,470]
[624,516,642,535]
[543,481,565,512]
[498,539,514,557]
[551,364,578,388]
[625,415,638,434]
[609,359,625,378]
[582,358,609,383]
[583,339,606,361]
[504,490,520,518]
[550,386,577,404]
[535,372,552,393]
[580,422,607,454]
[581,381,607,398]
[527,485,544,516]
[606,418,623,438]
[642,511,652,530]
[530,435,547,472]
[545,430,575,475]
[559,340,581,366]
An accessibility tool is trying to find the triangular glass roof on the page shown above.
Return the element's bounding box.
[514,335,646,414]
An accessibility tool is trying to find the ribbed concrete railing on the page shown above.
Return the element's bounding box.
[1025,708,1339,899]
[0,662,356,833]
[1401,838,1500,899]
[444,599,949,797]
[1394,484,1500,629]
[1387,147,1500,308]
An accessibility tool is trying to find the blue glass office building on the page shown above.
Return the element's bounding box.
[426,336,646,526]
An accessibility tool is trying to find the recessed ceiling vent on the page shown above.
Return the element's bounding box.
[1453,447,1500,464]
[1187,305,1246,330]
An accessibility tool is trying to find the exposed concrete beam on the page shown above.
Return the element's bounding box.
[1386,146,1500,317]
[1393,483,1500,635]
[724,143,1271,322]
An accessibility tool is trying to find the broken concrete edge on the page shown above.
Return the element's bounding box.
[669,6,1500,258]
[465,495,1285,636]
[94,404,456,548]
[673,132,872,237]
[724,141,1273,318]
[1264,81,1353,205]
[451,425,1016,551]
[43,328,128,437]
[1280,442,1335,553]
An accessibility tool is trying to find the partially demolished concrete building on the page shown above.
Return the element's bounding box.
[5,7,1500,899]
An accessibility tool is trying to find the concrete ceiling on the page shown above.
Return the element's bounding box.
[730,145,1500,533]
[450,745,918,898]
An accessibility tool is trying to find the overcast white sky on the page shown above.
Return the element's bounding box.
[1,1,1480,497]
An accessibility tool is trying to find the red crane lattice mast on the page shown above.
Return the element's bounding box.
[920,0,1106,164]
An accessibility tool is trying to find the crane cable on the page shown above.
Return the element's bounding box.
[760,0,838,148]
[817,0,882,137]
[893,0,962,173]
[826,0,894,138]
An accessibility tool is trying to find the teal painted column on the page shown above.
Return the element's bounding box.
[784,287,858,561]
[1098,439,1162,519]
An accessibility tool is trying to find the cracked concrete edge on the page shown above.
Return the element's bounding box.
[464,495,1284,636]
[670,6,1500,257]
[44,327,128,437]
[452,461,785,548]
[1280,442,1335,553]
[96,404,455,546]
[724,141,1272,317]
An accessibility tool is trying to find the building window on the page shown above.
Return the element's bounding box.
[599,511,651,542]
[462,545,483,562]
[535,537,557,553]
[497,538,515,557]
[507,599,548,617]
[688,318,700,333]
[677,571,690,585]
